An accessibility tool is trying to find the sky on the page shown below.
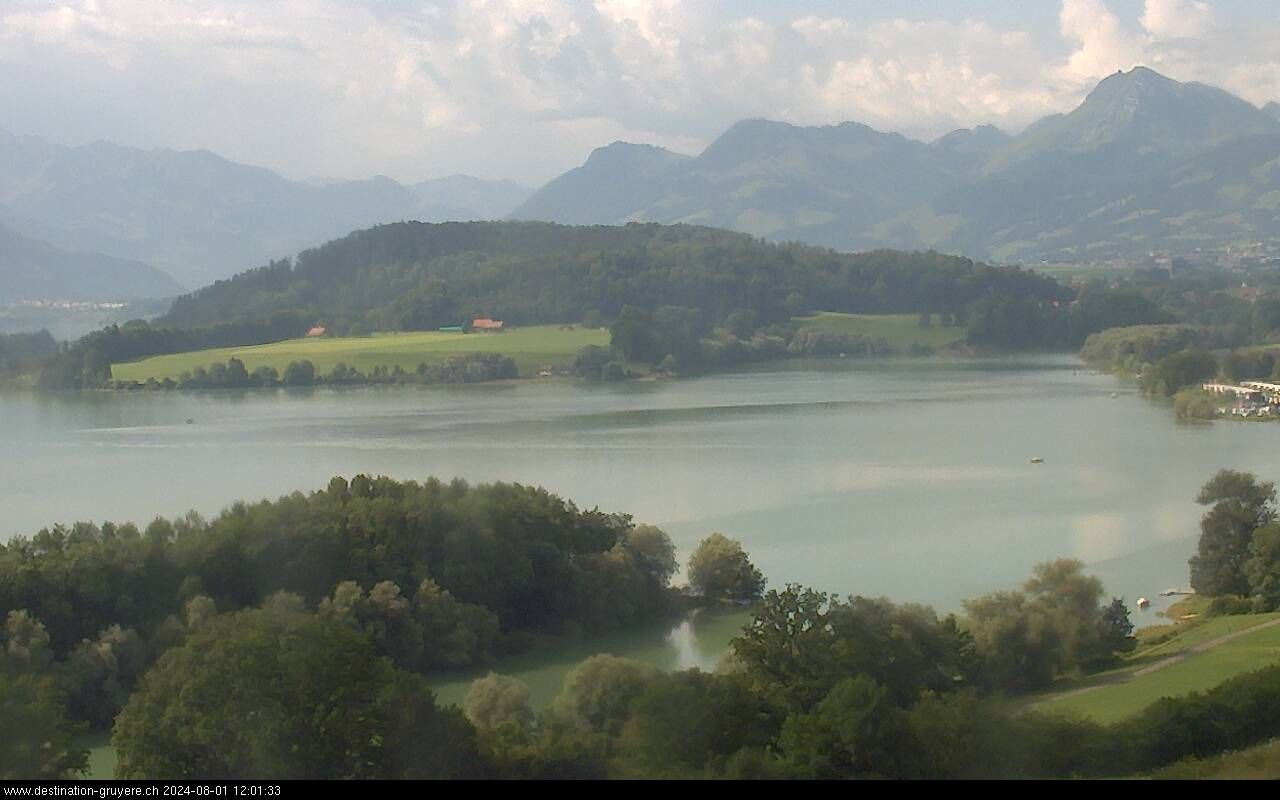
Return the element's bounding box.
[1,0,1277,185]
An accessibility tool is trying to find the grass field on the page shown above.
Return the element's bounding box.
[1150,738,1280,779]
[793,312,967,351]
[111,325,609,382]
[1032,613,1280,724]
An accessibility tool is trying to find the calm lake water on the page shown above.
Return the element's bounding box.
[6,355,1280,706]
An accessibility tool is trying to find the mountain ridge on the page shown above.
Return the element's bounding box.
[0,129,535,288]
[0,222,184,303]
[510,67,1280,263]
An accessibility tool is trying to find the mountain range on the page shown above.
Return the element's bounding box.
[0,222,183,304]
[2,66,1278,305]
[512,67,1280,264]
[0,129,533,292]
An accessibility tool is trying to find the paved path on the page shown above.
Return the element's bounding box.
[1041,615,1280,705]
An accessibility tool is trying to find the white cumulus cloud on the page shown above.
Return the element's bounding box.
[0,0,1274,184]
[1141,0,1215,40]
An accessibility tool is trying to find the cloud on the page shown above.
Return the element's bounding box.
[0,1,1275,184]
[1141,0,1214,40]
[1056,0,1145,84]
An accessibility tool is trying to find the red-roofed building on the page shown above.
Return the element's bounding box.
[471,318,504,331]
[306,326,327,337]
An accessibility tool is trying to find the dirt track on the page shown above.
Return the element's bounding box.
[1042,616,1280,705]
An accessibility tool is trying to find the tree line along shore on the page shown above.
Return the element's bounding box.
[7,467,1280,779]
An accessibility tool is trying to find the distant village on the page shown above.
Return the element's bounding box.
[1202,381,1280,418]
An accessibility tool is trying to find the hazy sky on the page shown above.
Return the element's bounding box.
[2,0,1277,185]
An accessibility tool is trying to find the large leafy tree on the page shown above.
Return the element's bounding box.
[733,585,972,709]
[687,533,765,604]
[553,654,659,737]
[112,604,479,779]
[0,611,86,780]
[1189,470,1277,597]
[615,670,776,778]
[964,560,1130,691]
[1245,523,1280,610]
[778,676,913,779]
[0,673,87,780]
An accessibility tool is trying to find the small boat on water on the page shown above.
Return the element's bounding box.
[1030,457,1044,464]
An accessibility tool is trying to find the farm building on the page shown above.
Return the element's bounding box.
[471,318,504,331]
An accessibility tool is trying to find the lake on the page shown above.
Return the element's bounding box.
[6,355,1279,706]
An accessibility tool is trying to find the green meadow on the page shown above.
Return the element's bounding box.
[111,325,609,382]
[793,312,967,351]
[1032,613,1280,725]
[1151,737,1280,779]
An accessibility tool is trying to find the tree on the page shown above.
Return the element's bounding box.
[778,676,912,779]
[225,357,250,387]
[609,306,660,364]
[616,670,775,778]
[112,606,478,779]
[963,591,1056,691]
[0,610,86,779]
[1245,523,1280,610]
[554,654,658,737]
[572,345,612,379]
[0,673,87,780]
[412,579,500,670]
[687,533,765,603]
[965,560,1127,690]
[282,360,316,386]
[63,624,148,730]
[1097,597,1136,656]
[1189,470,1276,597]
[618,525,677,587]
[1140,349,1218,396]
[901,691,1020,779]
[392,279,457,331]
[464,673,535,733]
[2,610,53,674]
[734,586,972,710]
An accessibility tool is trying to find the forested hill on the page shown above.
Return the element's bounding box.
[160,220,1068,334]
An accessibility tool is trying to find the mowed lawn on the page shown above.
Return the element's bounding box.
[793,312,967,351]
[1035,614,1280,725]
[111,325,609,382]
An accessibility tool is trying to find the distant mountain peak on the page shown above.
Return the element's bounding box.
[1094,65,1175,89]
[0,129,535,286]
[987,65,1280,172]
[509,141,687,225]
[583,140,687,167]
[931,124,1010,150]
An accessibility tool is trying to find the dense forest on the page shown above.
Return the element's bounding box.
[160,221,1070,333]
[7,470,1280,778]
[0,330,57,375]
[1078,289,1280,417]
[23,222,1280,390]
[25,221,1079,388]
